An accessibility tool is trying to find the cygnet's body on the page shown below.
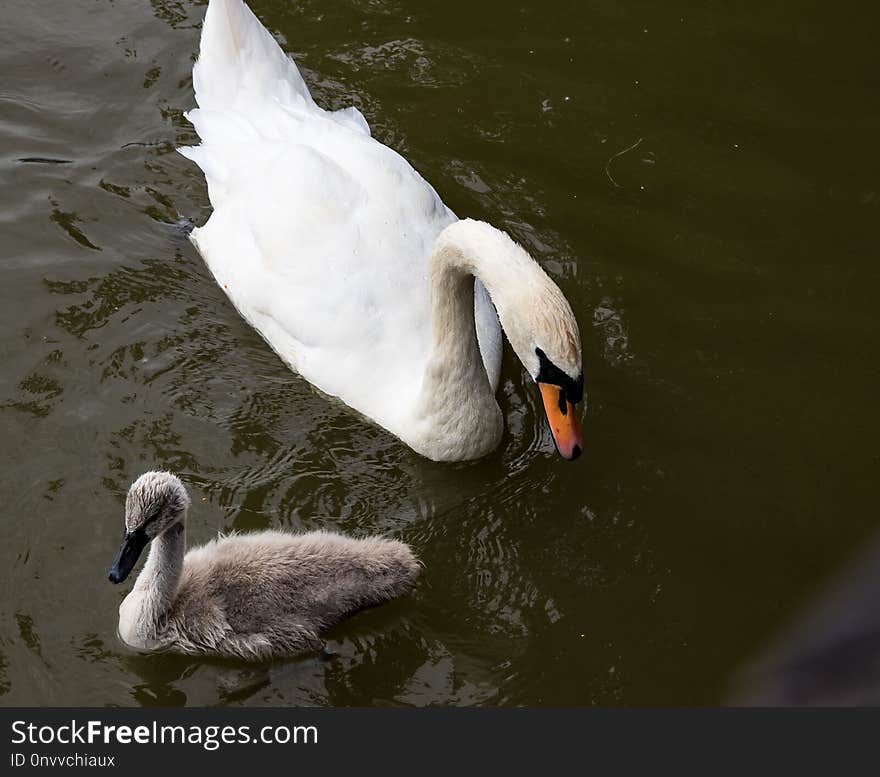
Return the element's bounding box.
[108,471,419,660]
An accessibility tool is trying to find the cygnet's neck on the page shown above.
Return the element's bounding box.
[129,521,186,637]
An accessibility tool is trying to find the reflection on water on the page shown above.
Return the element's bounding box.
[0,0,877,705]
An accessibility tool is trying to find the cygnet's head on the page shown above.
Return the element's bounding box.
[108,471,190,584]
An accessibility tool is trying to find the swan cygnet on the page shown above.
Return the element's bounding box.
[107,471,420,660]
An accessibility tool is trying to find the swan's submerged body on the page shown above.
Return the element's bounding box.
[110,472,419,660]
[181,0,584,461]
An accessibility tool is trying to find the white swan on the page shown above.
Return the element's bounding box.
[180,0,584,461]
[108,471,419,660]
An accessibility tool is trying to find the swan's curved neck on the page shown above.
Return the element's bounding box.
[414,221,529,460]
[130,521,186,635]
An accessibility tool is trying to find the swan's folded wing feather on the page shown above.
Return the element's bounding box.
[331,105,371,136]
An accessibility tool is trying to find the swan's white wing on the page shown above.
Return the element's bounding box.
[475,280,502,392]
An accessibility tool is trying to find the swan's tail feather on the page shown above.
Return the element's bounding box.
[179,0,372,208]
[180,0,320,205]
[192,0,315,113]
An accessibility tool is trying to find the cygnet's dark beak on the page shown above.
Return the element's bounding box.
[108,529,149,584]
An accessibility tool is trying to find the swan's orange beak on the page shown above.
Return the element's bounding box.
[538,382,583,460]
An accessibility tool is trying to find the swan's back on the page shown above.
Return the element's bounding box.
[181,529,419,612]
[166,530,419,659]
[179,0,501,440]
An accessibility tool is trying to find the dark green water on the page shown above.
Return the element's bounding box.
[0,0,877,705]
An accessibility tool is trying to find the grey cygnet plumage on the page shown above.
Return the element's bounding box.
[108,471,420,660]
